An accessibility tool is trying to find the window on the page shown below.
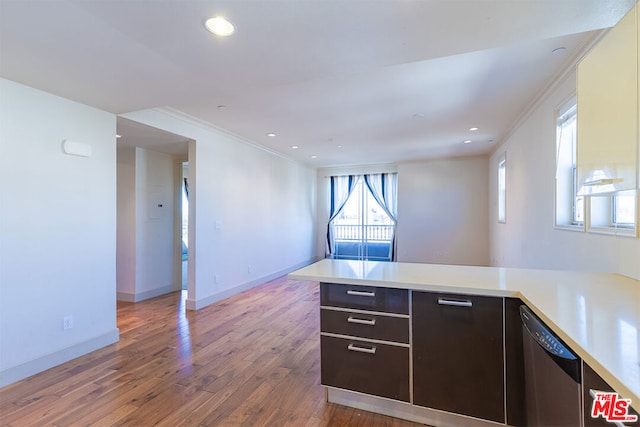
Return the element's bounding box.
[331,178,394,261]
[497,154,506,223]
[613,191,636,227]
[555,98,637,235]
[589,190,637,234]
[326,173,398,261]
[555,100,583,228]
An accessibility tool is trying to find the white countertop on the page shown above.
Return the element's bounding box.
[289,259,640,406]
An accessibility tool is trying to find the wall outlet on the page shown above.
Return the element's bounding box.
[63,315,73,330]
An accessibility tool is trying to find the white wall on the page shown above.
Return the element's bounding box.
[116,146,136,297]
[0,78,119,386]
[120,109,318,309]
[135,148,175,297]
[116,146,176,302]
[489,71,640,279]
[396,157,490,266]
[314,160,488,266]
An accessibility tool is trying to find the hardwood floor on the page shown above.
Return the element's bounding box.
[0,277,425,426]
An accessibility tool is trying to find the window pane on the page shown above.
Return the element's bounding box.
[589,191,636,233]
[331,177,394,261]
[614,193,636,225]
[556,102,580,227]
[335,178,363,240]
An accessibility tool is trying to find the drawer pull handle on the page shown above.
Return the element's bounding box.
[347,290,375,297]
[589,389,602,399]
[347,316,376,326]
[347,343,377,354]
[438,298,473,307]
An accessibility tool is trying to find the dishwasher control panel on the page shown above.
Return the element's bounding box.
[520,305,577,360]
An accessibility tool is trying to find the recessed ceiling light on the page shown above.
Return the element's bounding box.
[552,47,566,55]
[311,155,317,159]
[469,127,479,131]
[115,134,122,139]
[266,133,276,137]
[337,145,343,149]
[463,140,472,144]
[291,145,299,149]
[217,105,226,110]
[204,17,235,37]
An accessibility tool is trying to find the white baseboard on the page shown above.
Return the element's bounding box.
[186,258,319,310]
[0,328,120,388]
[117,284,175,302]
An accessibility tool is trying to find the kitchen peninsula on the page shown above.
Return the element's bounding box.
[289,259,640,426]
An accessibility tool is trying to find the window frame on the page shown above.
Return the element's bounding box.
[554,98,584,231]
[328,174,397,261]
[497,153,506,224]
[612,192,636,228]
[587,190,637,236]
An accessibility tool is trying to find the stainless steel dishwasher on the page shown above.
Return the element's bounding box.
[520,305,582,427]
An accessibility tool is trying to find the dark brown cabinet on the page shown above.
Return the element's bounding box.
[583,362,639,427]
[320,282,410,402]
[320,282,409,314]
[319,309,409,343]
[318,280,636,427]
[320,335,409,401]
[505,297,527,427]
[412,291,505,423]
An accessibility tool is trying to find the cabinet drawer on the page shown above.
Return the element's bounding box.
[320,308,409,343]
[320,335,409,402]
[320,282,408,314]
[413,291,505,423]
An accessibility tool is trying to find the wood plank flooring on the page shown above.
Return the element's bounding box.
[0,277,425,426]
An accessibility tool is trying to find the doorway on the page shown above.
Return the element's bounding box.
[116,117,191,303]
[330,177,394,261]
[181,162,189,290]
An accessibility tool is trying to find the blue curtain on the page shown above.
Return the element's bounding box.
[326,175,357,257]
[364,173,398,261]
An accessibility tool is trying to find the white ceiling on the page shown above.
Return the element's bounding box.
[1,0,636,166]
